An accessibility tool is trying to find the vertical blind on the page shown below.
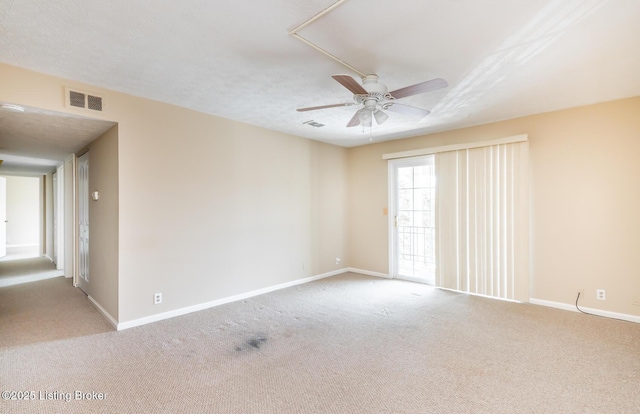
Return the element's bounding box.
[435,142,529,301]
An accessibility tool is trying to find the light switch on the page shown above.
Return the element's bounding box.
[91,191,99,201]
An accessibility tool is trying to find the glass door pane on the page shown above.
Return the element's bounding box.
[390,156,435,284]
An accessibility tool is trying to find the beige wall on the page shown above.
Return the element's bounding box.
[2,175,40,247]
[116,102,349,321]
[310,143,350,272]
[3,62,638,323]
[88,125,119,320]
[0,63,350,324]
[348,96,640,317]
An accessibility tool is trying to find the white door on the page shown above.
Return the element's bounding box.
[389,155,436,284]
[55,165,64,271]
[0,176,6,258]
[53,171,58,265]
[77,153,90,293]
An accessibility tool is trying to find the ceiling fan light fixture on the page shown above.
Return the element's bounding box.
[373,109,389,125]
[297,74,448,131]
[359,108,372,125]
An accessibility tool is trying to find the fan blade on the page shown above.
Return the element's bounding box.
[386,103,431,119]
[297,102,354,112]
[388,78,448,99]
[332,75,367,95]
[346,110,362,127]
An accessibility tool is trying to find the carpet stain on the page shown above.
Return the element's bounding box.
[235,333,267,352]
[247,337,266,349]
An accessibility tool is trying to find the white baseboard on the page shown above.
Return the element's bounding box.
[106,267,640,331]
[347,267,391,279]
[117,268,349,331]
[88,296,118,330]
[529,298,640,324]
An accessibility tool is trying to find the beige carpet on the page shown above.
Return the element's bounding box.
[1,273,639,413]
[0,255,64,288]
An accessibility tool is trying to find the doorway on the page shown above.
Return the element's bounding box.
[0,174,65,287]
[389,155,436,284]
[0,175,41,261]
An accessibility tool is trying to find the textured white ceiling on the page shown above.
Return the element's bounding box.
[1,0,639,160]
[0,103,116,175]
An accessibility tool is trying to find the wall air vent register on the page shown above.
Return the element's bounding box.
[65,87,103,112]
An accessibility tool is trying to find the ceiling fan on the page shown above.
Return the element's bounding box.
[297,74,448,127]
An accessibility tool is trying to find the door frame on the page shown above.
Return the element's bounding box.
[53,170,58,266]
[76,151,89,294]
[0,176,6,258]
[388,155,434,283]
[54,165,65,270]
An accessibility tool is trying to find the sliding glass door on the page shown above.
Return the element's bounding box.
[387,138,529,301]
[389,155,436,284]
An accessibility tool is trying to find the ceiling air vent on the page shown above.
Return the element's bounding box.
[303,120,325,128]
[65,87,104,112]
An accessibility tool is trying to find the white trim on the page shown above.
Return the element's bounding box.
[386,155,435,280]
[116,269,349,331]
[396,275,435,285]
[382,134,528,160]
[388,161,395,278]
[530,298,640,324]
[44,254,53,262]
[55,164,65,271]
[347,267,391,279]
[88,295,118,329]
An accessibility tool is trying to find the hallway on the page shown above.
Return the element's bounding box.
[0,248,64,288]
[0,275,113,349]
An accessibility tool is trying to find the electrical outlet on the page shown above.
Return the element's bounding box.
[154,292,162,305]
[596,289,606,300]
[336,257,342,265]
